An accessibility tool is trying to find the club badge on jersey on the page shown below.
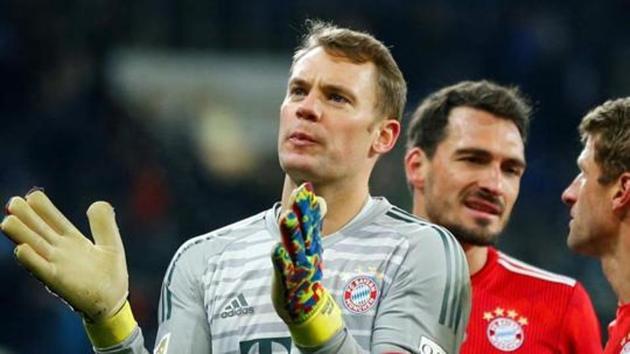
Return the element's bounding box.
[342,275,379,313]
[483,307,528,352]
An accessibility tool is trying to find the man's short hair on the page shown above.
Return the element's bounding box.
[292,20,407,122]
[406,80,531,158]
[579,97,630,184]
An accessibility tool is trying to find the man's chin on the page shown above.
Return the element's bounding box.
[458,234,498,247]
[447,224,500,247]
[282,164,322,184]
[567,235,599,257]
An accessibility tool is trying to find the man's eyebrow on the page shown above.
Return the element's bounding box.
[287,78,357,103]
[455,147,526,168]
[288,77,310,88]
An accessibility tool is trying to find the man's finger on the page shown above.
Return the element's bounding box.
[2,215,53,259]
[87,201,123,251]
[14,243,54,282]
[315,196,327,218]
[26,191,82,236]
[293,191,324,258]
[279,211,309,268]
[6,197,59,244]
[272,243,292,279]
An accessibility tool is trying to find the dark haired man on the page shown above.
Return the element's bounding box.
[406,80,601,353]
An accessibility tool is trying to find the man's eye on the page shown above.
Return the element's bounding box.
[329,93,349,104]
[290,87,306,96]
[504,167,522,176]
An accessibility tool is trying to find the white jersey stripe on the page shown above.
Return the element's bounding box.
[145,198,470,354]
[497,255,576,286]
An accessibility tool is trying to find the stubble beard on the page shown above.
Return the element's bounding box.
[426,201,502,247]
[441,219,500,246]
[423,173,505,247]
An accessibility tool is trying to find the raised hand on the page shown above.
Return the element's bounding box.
[271,182,343,348]
[1,190,129,322]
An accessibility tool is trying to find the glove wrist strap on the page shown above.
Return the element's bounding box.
[289,291,344,348]
[84,300,137,348]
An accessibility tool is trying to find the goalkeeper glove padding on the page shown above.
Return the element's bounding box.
[2,190,135,347]
[271,183,343,348]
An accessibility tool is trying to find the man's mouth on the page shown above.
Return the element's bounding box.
[288,131,318,145]
[464,199,502,216]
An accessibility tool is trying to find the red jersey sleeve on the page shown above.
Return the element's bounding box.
[604,303,630,354]
[558,282,602,353]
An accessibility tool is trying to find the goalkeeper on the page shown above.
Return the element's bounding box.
[1,20,470,353]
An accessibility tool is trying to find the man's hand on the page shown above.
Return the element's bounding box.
[271,183,343,348]
[1,190,128,322]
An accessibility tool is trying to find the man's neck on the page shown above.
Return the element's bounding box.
[411,198,489,277]
[601,226,630,304]
[281,176,370,236]
[463,244,489,276]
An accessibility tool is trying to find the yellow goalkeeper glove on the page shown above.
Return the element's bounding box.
[1,190,136,347]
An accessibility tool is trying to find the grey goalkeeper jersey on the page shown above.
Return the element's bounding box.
[95,197,470,354]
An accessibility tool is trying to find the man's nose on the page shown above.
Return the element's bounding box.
[478,165,504,196]
[561,177,579,207]
[296,92,323,121]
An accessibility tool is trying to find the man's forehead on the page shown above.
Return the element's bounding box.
[578,137,596,163]
[444,109,525,158]
[289,47,376,85]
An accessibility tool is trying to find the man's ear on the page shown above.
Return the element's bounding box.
[612,172,630,214]
[372,118,400,154]
[404,147,428,190]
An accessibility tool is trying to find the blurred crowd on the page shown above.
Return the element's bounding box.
[0,0,628,352]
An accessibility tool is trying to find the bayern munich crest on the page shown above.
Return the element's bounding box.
[484,307,527,352]
[343,275,379,313]
[620,333,630,354]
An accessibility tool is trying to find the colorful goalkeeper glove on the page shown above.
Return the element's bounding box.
[271,183,343,348]
[1,190,136,347]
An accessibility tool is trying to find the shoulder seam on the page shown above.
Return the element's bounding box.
[381,207,468,331]
[431,225,466,332]
[385,207,431,226]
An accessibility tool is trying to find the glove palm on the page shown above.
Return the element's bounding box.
[2,191,128,322]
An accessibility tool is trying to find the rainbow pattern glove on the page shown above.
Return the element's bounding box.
[271,183,343,348]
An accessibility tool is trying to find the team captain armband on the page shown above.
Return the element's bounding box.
[83,301,138,348]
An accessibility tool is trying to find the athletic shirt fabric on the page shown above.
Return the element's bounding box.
[461,247,602,353]
[94,197,471,354]
[604,303,630,354]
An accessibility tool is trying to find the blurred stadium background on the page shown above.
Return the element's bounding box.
[0,0,628,352]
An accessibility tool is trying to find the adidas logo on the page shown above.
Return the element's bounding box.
[220,294,255,318]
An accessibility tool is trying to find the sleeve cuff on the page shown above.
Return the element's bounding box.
[83,300,138,348]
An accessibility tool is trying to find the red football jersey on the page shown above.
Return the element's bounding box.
[461,247,602,353]
[604,303,630,354]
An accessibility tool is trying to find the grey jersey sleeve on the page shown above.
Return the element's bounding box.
[298,329,364,354]
[300,225,470,354]
[93,236,220,354]
[93,327,149,354]
[372,225,471,354]
[152,237,218,354]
